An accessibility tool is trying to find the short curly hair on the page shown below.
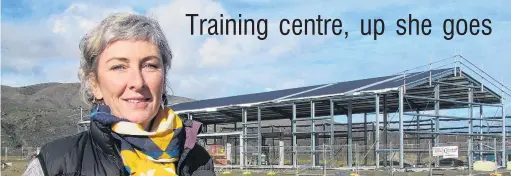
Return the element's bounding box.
[77,13,172,106]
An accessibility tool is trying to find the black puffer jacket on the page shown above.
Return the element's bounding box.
[34,118,215,176]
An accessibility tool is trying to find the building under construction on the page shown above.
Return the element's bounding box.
[79,55,510,170]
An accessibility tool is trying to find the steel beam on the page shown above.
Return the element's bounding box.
[377,148,500,152]
[403,112,501,121]
[432,81,479,89]
[405,95,503,107]
[405,131,502,137]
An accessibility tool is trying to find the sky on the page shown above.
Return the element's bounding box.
[2,0,510,122]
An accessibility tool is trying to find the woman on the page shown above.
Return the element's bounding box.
[23,13,215,176]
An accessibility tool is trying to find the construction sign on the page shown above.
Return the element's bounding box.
[206,145,228,165]
[432,146,459,158]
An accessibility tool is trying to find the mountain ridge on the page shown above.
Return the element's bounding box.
[1,82,195,148]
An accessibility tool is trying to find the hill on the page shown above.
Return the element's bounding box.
[0,82,195,148]
[1,82,473,152]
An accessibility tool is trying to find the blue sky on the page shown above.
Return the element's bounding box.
[2,0,510,119]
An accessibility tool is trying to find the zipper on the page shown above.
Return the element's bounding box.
[112,141,128,175]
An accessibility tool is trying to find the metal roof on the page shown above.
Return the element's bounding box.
[170,68,450,112]
[170,84,325,112]
[169,67,503,124]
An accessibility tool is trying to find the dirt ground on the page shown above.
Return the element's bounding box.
[2,160,29,176]
[2,160,511,176]
[218,169,511,176]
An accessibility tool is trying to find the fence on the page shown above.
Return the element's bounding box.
[202,144,376,168]
[1,146,40,161]
[2,141,504,167]
[201,140,509,170]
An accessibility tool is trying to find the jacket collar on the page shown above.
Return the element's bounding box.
[87,107,204,174]
[89,119,125,170]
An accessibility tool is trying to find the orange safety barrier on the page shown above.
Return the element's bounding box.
[206,145,228,165]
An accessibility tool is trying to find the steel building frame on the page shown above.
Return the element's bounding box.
[77,55,510,170]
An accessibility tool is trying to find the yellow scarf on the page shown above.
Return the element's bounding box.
[101,107,183,176]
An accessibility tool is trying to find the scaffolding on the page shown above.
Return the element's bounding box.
[77,55,510,170]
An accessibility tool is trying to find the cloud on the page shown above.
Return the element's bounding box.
[1,2,136,85]
[141,0,327,98]
[2,0,510,113]
[198,37,239,67]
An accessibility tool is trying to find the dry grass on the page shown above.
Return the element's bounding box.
[2,159,509,176]
[1,160,29,176]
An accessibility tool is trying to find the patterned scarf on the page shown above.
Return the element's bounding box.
[91,105,183,176]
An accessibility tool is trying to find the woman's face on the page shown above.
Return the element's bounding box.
[91,40,164,128]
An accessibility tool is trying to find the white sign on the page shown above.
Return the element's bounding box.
[442,146,459,158]
[432,146,458,158]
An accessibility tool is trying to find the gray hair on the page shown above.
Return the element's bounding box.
[78,13,172,106]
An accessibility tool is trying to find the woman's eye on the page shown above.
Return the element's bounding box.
[110,65,126,71]
[143,64,159,70]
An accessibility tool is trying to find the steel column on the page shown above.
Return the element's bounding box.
[330,99,335,167]
[399,86,405,168]
[239,133,244,168]
[323,123,326,144]
[416,109,421,165]
[479,105,483,160]
[375,94,380,168]
[272,126,275,147]
[383,95,388,167]
[235,122,238,165]
[311,101,316,167]
[434,84,440,167]
[214,124,217,144]
[348,99,353,168]
[364,112,368,165]
[204,125,208,145]
[242,108,247,167]
[257,107,262,166]
[502,96,507,167]
[292,103,297,168]
[495,138,498,167]
[430,119,434,148]
[468,88,473,169]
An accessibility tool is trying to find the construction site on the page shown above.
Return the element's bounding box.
[79,55,510,175]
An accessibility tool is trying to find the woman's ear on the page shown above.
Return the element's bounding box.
[89,75,104,100]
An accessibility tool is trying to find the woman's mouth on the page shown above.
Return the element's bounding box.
[123,97,151,108]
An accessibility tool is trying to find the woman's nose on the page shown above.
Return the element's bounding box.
[128,69,146,91]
